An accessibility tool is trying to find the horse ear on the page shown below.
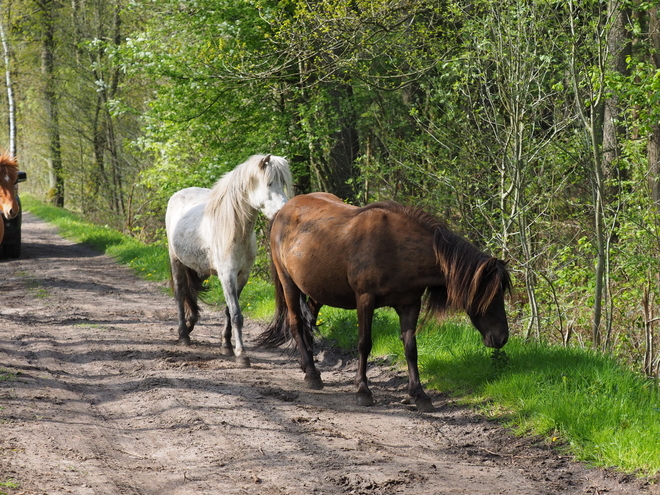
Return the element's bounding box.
[258,154,271,170]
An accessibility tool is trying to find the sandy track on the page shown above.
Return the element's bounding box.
[0,212,657,495]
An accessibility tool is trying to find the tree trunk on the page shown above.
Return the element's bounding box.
[568,0,607,349]
[327,85,359,202]
[307,84,359,201]
[40,0,64,207]
[648,7,660,205]
[0,10,15,157]
[602,3,631,179]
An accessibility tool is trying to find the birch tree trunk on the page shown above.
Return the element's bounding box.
[0,6,15,157]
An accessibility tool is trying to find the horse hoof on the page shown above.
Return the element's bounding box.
[235,356,251,368]
[220,346,235,357]
[415,398,435,412]
[356,393,374,407]
[305,376,324,390]
[176,337,191,346]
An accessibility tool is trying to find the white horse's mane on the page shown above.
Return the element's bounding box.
[204,154,292,254]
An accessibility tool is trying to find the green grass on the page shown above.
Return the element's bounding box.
[0,478,20,495]
[22,195,660,478]
[323,307,660,474]
[321,309,660,474]
[0,369,17,382]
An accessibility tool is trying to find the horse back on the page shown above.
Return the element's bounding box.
[271,193,441,309]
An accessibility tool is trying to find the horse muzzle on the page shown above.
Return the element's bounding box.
[1,205,18,220]
[262,198,287,220]
[483,333,508,349]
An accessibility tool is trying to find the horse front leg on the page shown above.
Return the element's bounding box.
[304,297,323,327]
[396,302,434,412]
[220,272,250,368]
[355,294,375,406]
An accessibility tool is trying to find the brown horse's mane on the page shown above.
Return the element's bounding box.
[361,200,445,233]
[361,201,511,316]
[0,152,18,175]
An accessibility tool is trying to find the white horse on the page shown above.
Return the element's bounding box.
[166,154,293,367]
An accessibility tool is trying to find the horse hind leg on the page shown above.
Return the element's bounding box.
[396,303,434,412]
[170,259,192,345]
[302,296,323,331]
[282,279,322,388]
[355,294,376,406]
[220,306,235,357]
[171,259,204,346]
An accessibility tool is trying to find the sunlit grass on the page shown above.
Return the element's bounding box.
[267,301,660,475]
[317,308,660,475]
[0,478,20,493]
[200,276,276,321]
[23,195,660,477]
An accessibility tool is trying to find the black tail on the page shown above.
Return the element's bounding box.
[257,258,292,347]
[183,267,207,322]
[257,259,315,351]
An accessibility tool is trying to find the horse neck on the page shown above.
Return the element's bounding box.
[204,182,259,253]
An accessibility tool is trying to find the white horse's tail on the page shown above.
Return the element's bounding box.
[172,266,207,323]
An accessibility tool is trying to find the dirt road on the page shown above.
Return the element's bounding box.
[0,213,657,495]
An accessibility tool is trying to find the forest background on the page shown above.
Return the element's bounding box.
[3,0,660,378]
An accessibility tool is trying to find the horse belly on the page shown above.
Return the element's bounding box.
[300,279,357,309]
[297,242,432,311]
[282,239,356,309]
[176,241,213,275]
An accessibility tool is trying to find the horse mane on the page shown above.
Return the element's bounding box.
[204,154,292,254]
[432,227,511,315]
[0,152,18,184]
[360,200,443,232]
[361,201,511,316]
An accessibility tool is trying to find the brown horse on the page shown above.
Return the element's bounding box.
[0,153,19,243]
[259,192,511,412]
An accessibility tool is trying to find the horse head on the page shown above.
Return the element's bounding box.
[250,154,293,220]
[0,155,19,220]
[466,257,511,349]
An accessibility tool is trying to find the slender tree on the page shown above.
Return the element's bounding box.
[0,3,15,157]
[648,5,660,206]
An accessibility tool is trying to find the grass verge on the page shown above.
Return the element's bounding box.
[22,196,660,478]
[0,479,20,495]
